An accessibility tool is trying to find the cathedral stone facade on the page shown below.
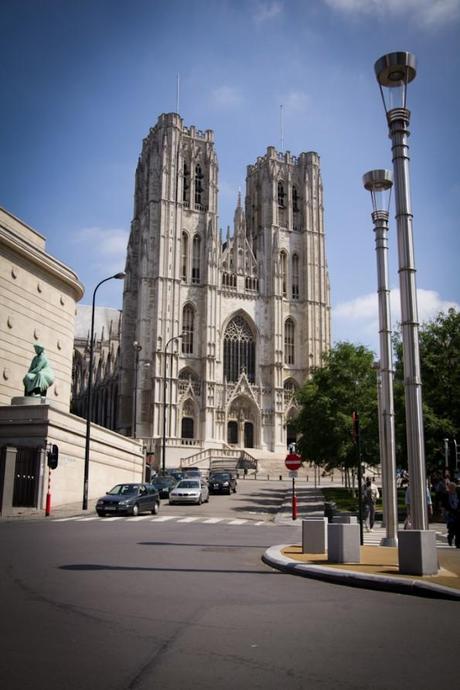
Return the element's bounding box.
[114,112,330,463]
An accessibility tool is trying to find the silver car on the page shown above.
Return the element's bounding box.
[169,479,209,505]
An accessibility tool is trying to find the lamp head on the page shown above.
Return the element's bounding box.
[362,169,393,213]
[113,272,126,280]
[375,51,416,112]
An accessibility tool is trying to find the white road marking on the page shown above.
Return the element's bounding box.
[202,518,224,524]
[227,519,247,525]
[177,517,200,523]
[151,515,180,522]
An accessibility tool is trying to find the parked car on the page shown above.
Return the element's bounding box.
[165,469,184,482]
[151,475,178,498]
[169,479,209,505]
[208,472,237,495]
[96,483,160,517]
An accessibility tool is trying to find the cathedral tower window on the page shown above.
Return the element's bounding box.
[195,164,204,206]
[183,162,190,205]
[223,315,255,383]
[292,253,299,300]
[280,251,287,297]
[192,235,201,284]
[278,182,285,208]
[284,318,295,365]
[292,185,299,212]
[182,305,195,354]
[181,232,188,282]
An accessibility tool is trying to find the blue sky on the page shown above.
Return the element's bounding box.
[1,0,459,353]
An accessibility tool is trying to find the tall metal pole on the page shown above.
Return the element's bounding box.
[132,342,142,438]
[377,71,427,530]
[162,334,182,475]
[82,272,125,510]
[363,169,398,546]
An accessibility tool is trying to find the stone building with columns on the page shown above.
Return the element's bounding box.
[106,112,331,467]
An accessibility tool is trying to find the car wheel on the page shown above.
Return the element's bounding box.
[151,501,160,515]
[97,511,105,517]
[131,503,140,517]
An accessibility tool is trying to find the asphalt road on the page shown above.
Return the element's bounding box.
[1,481,459,690]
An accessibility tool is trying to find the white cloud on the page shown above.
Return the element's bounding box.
[322,0,460,28]
[253,1,283,23]
[73,226,128,272]
[211,85,242,108]
[333,288,460,348]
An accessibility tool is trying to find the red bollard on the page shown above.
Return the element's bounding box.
[45,491,51,516]
[292,494,298,520]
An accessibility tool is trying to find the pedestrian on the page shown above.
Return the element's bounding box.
[404,482,433,529]
[363,476,379,531]
[444,481,460,548]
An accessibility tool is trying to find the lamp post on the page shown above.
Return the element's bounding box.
[161,334,182,475]
[82,272,125,510]
[363,169,398,547]
[132,341,142,438]
[375,51,437,574]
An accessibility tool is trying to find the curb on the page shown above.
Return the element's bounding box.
[263,544,460,601]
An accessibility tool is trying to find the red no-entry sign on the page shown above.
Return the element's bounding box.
[285,453,301,471]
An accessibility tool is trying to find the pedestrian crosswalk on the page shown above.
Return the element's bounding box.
[51,514,279,527]
[363,526,449,548]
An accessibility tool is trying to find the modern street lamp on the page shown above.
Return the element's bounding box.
[363,169,398,547]
[161,334,183,475]
[132,341,142,438]
[82,272,126,510]
[374,51,437,574]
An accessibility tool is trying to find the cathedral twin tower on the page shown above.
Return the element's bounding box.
[117,112,330,463]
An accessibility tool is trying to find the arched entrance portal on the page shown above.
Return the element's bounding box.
[227,395,259,448]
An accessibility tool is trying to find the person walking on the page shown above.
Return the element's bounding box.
[444,481,460,548]
[404,482,433,529]
[363,476,379,531]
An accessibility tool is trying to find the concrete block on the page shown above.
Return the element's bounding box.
[328,523,361,563]
[302,518,327,554]
[398,530,438,576]
[332,514,357,524]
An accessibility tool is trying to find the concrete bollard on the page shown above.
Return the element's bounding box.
[327,523,360,563]
[302,518,328,554]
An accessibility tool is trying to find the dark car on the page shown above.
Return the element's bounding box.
[208,472,237,495]
[96,483,160,517]
[151,475,177,498]
[165,469,184,482]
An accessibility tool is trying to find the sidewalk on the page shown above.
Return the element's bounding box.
[266,485,460,600]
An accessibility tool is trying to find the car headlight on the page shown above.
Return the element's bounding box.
[118,500,130,506]
[223,481,229,486]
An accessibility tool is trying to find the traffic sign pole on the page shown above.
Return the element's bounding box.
[292,476,297,520]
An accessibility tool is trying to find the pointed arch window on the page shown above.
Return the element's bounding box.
[192,235,201,284]
[292,185,299,212]
[280,251,287,297]
[183,162,190,204]
[284,318,295,365]
[182,305,195,354]
[292,253,299,300]
[278,182,285,208]
[181,232,188,282]
[223,315,255,383]
[195,164,204,206]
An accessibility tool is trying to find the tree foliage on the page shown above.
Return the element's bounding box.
[393,308,460,471]
[295,342,379,470]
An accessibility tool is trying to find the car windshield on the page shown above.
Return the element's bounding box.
[211,474,230,481]
[176,480,200,489]
[107,484,139,496]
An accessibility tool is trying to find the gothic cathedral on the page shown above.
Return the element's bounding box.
[115,112,330,464]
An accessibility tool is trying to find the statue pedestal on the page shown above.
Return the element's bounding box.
[11,396,50,406]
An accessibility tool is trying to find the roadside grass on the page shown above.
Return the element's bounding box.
[321,487,407,517]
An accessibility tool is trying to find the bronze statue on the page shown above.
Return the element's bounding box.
[23,344,55,396]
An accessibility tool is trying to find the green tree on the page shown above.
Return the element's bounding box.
[393,308,460,472]
[295,342,379,471]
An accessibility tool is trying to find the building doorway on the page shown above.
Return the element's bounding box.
[244,422,254,448]
[12,447,40,508]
